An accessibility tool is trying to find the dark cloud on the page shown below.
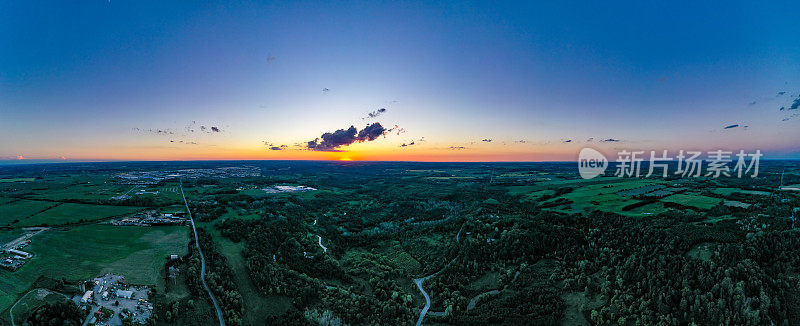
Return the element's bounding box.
[586,137,594,142]
[400,140,418,147]
[481,139,492,142]
[788,95,800,110]
[307,123,387,151]
[724,124,739,129]
[322,88,330,93]
[748,101,757,106]
[357,123,386,141]
[211,126,221,132]
[600,138,620,142]
[778,91,786,96]
[449,146,466,150]
[264,142,288,150]
[364,108,387,119]
[563,139,572,143]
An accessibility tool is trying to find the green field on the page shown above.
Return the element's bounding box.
[16,203,143,227]
[25,183,131,202]
[0,199,60,226]
[554,179,669,216]
[0,229,26,244]
[0,225,189,313]
[661,193,722,210]
[0,178,35,183]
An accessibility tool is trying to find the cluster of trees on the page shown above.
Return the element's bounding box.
[26,300,85,326]
[218,215,419,324]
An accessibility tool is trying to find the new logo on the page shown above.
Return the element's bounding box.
[578,148,608,179]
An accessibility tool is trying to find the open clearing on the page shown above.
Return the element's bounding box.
[661,193,722,210]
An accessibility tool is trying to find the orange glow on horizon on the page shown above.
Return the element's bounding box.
[19,138,604,162]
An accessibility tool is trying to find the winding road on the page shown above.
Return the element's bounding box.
[180,180,226,326]
[414,224,464,326]
[413,275,434,326]
[317,235,328,253]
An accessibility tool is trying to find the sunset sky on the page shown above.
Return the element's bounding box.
[1,1,799,162]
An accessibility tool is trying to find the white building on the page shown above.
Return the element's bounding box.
[81,290,93,303]
[7,249,31,259]
[116,289,134,299]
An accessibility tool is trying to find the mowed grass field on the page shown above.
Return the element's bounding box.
[0,225,189,313]
[14,203,143,227]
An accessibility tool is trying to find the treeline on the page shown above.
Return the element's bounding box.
[181,228,244,325]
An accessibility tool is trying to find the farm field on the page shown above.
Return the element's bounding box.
[0,225,189,314]
[0,199,59,226]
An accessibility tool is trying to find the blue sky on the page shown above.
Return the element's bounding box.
[1,1,799,161]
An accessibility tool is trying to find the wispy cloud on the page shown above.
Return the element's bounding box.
[363,108,387,120]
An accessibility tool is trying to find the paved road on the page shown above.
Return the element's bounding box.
[180,180,226,326]
[2,227,48,251]
[413,275,433,326]
[317,235,327,253]
[414,224,463,326]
